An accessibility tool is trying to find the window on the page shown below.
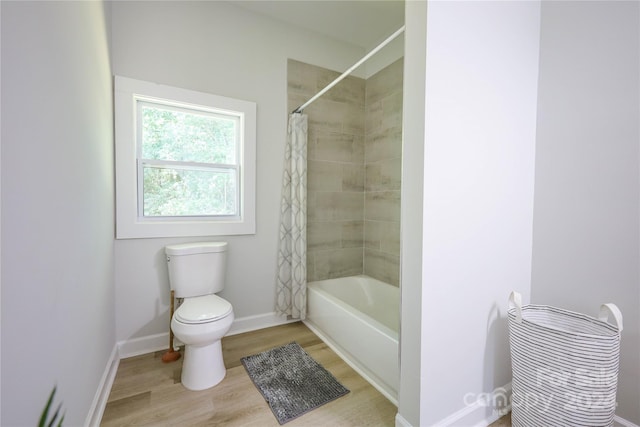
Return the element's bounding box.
[138,101,240,218]
[115,76,256,238]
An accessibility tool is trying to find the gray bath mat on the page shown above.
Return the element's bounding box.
[241,342,350,424]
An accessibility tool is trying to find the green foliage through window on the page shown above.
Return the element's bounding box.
[142,167,236,216]
[138,101,240,218]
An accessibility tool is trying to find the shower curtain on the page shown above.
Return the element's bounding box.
[275,113,308,319]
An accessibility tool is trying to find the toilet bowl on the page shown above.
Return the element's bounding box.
[171,294,234,391]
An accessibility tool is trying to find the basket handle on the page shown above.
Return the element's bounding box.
[599,303,623,332]
[509,291,523,323]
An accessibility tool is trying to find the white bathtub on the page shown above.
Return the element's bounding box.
[304,275,399,404]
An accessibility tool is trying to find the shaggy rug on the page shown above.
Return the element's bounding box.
[241,342,350,424]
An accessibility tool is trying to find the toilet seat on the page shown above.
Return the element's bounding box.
[175,294,232,324]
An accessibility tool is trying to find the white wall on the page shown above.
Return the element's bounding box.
[1,1,115,425]
[531,1,640,423]
[364,35,405,79]
[399,1,541,425]
[110,1,385,344]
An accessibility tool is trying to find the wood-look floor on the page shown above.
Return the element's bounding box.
[101,321,512,426]
[101,322,397,426]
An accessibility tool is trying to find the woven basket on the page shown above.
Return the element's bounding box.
[507,292,622,427]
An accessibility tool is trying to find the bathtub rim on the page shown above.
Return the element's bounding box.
[307,275,400,339]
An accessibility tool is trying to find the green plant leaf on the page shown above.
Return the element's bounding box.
[38,386,64,427]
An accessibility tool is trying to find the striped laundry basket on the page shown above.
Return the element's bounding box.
[507,292,622,427]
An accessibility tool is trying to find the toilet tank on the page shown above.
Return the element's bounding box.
[165,242,228,298]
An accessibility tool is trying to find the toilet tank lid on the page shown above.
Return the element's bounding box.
[166,241,228,256]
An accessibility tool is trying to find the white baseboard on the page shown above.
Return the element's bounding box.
[423,381,638,427]
[395,413,412,427]
[118,332,169,359]
[227,311,298,336]
[117,311,297,359]
[615,415,640,427]
[394,405,638,427]
[397,411,637,427]
[84,344,120,427]
[431,383,512,427]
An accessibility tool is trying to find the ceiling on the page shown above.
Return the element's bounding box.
[232,0,405,50]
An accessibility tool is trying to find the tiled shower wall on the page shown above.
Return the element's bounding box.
[287,58,403,286]
[363,59,403,286]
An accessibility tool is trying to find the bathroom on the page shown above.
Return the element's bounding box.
[6,1,408,423]
[3,1,640,426]
[113,0,406,419]
[111,0,404,360]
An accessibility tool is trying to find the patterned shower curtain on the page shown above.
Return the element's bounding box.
[275,113,308,319]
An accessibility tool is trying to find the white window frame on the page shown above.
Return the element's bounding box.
[115,76,256,239]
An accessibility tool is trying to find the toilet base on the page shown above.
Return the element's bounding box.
[181,339,226,391]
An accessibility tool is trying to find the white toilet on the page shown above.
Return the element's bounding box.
[166,241,234,391]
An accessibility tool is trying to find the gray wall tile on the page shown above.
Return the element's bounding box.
[365,157,401,192]
[287,58,402,283]
[365,191,401,223]
[314,247,364,280]
[363,248,400,287]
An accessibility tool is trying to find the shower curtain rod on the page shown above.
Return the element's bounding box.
[292,25,405,114]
